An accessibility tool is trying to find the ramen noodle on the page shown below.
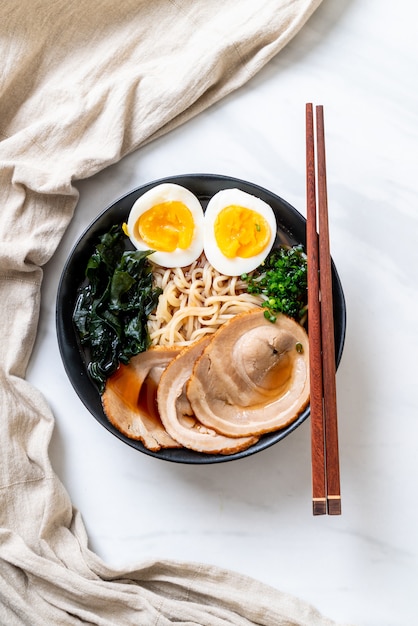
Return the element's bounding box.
[148,254,264,346]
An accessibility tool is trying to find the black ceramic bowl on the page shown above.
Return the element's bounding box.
[56,173,346,464]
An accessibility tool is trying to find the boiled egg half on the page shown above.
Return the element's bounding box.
[126,183,204,268]
[204,188,276,276]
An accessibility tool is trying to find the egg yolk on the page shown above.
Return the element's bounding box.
[214,205,271,259]
[134,201,194,252]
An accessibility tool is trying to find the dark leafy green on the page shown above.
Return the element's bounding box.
[72,225,162,392]
[241,244,308,323]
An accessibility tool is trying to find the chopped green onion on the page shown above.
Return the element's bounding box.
[263,310,277,324]
[242,244,307,323]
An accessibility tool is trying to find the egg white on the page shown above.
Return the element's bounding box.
[203,188,277,276]
[127,183,204,268]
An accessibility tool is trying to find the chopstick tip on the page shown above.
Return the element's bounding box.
[312,498,327,516]
[327,496,342,516]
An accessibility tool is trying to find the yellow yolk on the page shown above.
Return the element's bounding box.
[214,205,271,259]
[134,201,194,252]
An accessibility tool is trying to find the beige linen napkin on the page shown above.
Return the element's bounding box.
[0,1,353,624]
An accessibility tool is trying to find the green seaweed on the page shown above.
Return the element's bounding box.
[72,225,161,392]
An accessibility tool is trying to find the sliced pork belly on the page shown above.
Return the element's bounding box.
[102,346,181,451]
[186,309,310,437]
[157,337,258,454]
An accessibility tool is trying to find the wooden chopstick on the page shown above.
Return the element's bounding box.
[305,103,341,516]
[306,103,326,516]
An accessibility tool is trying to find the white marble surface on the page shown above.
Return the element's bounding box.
[27,1,418,624]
